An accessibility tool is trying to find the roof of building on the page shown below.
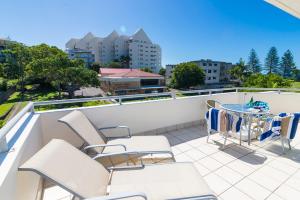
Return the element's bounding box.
[266,0,300,19]
[99,68,162,78]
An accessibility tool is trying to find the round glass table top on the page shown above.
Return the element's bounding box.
[220,104,269,114]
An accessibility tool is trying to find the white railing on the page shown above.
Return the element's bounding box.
[0,102,34,152]
[0,87,300,153]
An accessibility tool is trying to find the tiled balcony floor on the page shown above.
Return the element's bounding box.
[43,125,300,200]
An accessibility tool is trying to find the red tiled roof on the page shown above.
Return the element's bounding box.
[100,68,162,78]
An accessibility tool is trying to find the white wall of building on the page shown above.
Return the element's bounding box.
[66,29,162,73]
[165,60,233,84]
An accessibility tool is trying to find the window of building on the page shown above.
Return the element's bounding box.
[141,79,159,86]
[203,63,207,66]
[213,70,217,73]
[208,70,211,73]
[208,77,211,80]
[209,63,212,66]
[213,77,216,80]
[214,63,217,66]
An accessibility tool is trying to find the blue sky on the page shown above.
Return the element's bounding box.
[1,0,300,67]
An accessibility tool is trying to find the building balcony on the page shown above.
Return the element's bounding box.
[1,88,300,200]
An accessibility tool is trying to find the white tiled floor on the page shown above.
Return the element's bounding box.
[44,124,300,200]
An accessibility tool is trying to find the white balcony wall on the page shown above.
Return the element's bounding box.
[0,114,43,200]
[238,92,300,114]
[2,91,300,200]
[38,92,240,147]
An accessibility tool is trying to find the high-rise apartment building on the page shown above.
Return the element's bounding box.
[66,29,162,72]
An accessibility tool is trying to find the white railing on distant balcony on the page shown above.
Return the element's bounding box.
[0,87,300,153]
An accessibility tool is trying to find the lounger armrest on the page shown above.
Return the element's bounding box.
[179,195,218,200]
[84,144,127,151]
[98,126,131,138]
[84,192,147,200]
[92,151,145,169]
[93,150,174,160]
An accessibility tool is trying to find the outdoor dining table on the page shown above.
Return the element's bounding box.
[220,103,270,145]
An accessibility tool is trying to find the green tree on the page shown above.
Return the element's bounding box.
[159,68,166,76]
[2,43,31,95]
[247,49,261,73]
[170,62,205,89]
[292,69,300,81]
[243,73,293,88]
[0,63,4,77]
[228,58,249,85]
[26,45,100,98]
[26,44,63,86]
[265,47,279,74]
[280,50,296,78]
[107,61,122,68]
[61,64,100,98]
[140,67,153,73]
[119,55,131,68]
[90,62,102,73]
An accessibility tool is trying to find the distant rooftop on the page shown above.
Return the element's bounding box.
[99,68,162,78]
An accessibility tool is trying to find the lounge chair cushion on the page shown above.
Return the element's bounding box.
[58,110,106,153]
[110,162,214,199]
[19,139,110,199]
[104,136,171,153]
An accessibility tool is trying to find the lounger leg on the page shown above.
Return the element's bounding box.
[207,130,211,143]
[280,137,285,153]
[223,132,228,149]
[288,139,292,150]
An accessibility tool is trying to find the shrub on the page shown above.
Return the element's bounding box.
[243,73,293,88]
[0,79,8,91]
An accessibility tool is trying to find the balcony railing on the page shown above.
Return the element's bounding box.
[0,87,300,153]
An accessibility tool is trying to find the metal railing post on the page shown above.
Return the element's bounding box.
[171,91,176,99]
[209,90,212,95]
[119,97,122,105]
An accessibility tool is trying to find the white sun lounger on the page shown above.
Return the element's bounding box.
[19,139,217,200]
[58,110,174,166]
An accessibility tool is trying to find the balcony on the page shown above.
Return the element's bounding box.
[0,88,300,200]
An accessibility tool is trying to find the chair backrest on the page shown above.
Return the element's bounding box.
[58,110,106,153]
[19,139,110,199]
[281,113,300,140]
[206,100,221,110]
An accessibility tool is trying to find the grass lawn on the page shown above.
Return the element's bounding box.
[0,103,14,117]
[292,82,300,88]
[0,85,113,125]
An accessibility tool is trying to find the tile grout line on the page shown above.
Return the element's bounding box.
[264,168,300,200]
